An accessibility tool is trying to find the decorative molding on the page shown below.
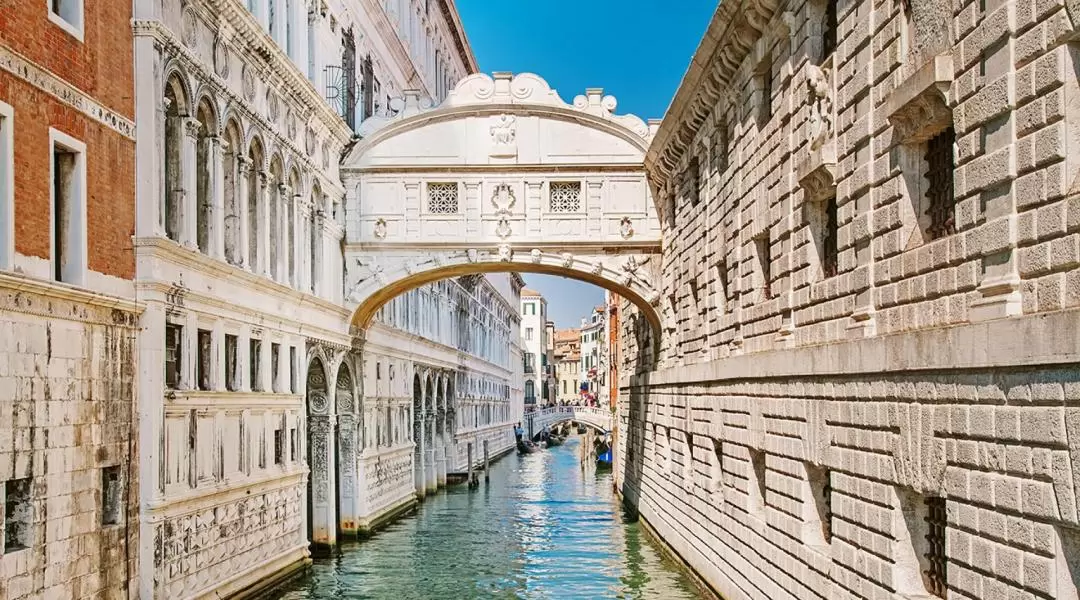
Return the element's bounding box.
[883,55,954,145]
[0,45,136,139]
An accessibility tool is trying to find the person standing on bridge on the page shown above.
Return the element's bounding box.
[514,422,524,442]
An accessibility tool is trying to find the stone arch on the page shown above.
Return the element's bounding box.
[412,371,425,495]
[162,71,191,242]
[194,96,217,254]
[305,355,333,548]
[287,166,301,286]
[246,135,266,269]
[267,154,285,280]
[222,118,245,265]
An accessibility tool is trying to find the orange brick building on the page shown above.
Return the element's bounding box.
[0,2,138,599]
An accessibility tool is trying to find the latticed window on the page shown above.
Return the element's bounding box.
[549,181,581,213]
[821,470,833,543]
[165,324,182,390]
[823,195,838,277]
[924,496,948,598]
[427,182,459,214]
[924,128,956,240]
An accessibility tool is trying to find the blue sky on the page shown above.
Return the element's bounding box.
[455,0,716,328]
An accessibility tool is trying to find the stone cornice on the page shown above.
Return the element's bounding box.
[0,45,136,140]
[437,0,478,74]
[132,19,348,197]
[645,0,779,195]
[0,271,142,319]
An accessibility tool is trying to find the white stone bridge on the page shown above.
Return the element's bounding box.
[524,406,613,439]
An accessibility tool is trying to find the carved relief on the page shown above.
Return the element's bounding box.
[373,218,387,239]
[491,183,516,213]
[806,64,834,151]
[497,244,513,262]
[305,127,316,156]
[530,249,543,263]
[489,114,517,157]
[561,253,574,268]
[619,217,635,239]
[181,7,197,48]
[496,216,512,238]
[267,90,280,122]
[212,37,230,78]
[241,64,255,101]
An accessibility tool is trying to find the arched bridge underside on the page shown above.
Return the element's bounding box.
[525,407,613,437]
[340,72,663,333]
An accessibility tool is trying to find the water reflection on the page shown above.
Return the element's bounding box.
[271,436,702,600]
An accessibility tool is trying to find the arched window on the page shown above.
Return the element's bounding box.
[195,98,215,254]
[309,181,321,295]
[222,120,243,265]
[246,137,264,269]
[287,168,300,286]
[267,156,284,281]
[525,380,535,402]
[163,75,189,242]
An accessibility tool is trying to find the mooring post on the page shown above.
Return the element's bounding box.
[483,440,490,482]
[467,442,474,487]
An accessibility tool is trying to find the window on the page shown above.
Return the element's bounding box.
[823,196,839,278]
[0,101,12,271]
[821,0,838,60]
[376,362,382,380]
[224,334,238,391]
[549,181,581,213]
[250,338,262,392]
[756,236,773,299]
[101,466,121,526]
[924,496,947,598]
[197,330,212,391]
[686,156,700,206]
[273,427,284,465]
[715,260,730,314]
[290,428,297,462]
[49,0,84,40]
[750,449,767,513]
[271,343,281,392]
[805,464,832,546]
[427,182,459,214]
[713,121,729,173]
[165,324,183,390]
[757,61,773,128]
[50,130,86,285]
[924,128,956,240]
[525,328,534,341]
[4,477,31,551]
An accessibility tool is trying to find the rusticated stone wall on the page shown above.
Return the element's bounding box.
[619,0,1080,596]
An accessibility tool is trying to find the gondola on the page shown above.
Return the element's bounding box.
[596,448,613,469]
[517,440,540,455]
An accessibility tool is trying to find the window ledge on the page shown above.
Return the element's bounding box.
[48,11,84,42]
[797,141,837,203]
[884,54,954,145]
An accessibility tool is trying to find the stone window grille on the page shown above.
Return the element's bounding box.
[427,182,459,214]
[250,338,262,392]
[924,128,956,240]
[165,323,183,390]
[224,334,238,391]
[756,60,773,128]
[686,156,701,206]
[713,122,729,173]
[197,330,212,391]
[924,496,948,598]
[271,343,281,391]
[273,426,284,465]
[548,181,582,213]
[823,195,839,277]
[4,477,31,551]
[821,0,838,59]
[756,236,773,299]
[101,466,121,526]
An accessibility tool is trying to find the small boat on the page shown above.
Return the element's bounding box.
[596,448,613,469]
[546,435,566,448]
[517,440,540,455]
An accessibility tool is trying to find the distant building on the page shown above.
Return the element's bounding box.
[579,306,606,400]
[519,288,547,406]
[553,328,582,403]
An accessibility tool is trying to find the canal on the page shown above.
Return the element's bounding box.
[272,434,704,599]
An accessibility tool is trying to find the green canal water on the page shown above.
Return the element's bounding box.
[271,435,704,599]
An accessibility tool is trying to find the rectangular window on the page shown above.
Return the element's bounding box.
[376,361,382,380]
[549,181,582,213]
[101,466,121,526]
[273,427,284,465]
[270,343,281,392]
[924,496,947,598]
[686,156,700,206]
[0,102,13,271]
[823,196,839,278]
[757,62,773,128]
[924,128,956,240]
[4,477,31,551]
[165,324,183,390]
[821,0,838,59]
[289,346,298,393]
[49,0,84,40]
[250,339,262,392]
[224,334,238,391]
[197,330,212,391]
[756,236,773,300]
[290,428,297,462]
[713,122,729,173]
[50,130,86,285]
[427,182,459,214]
[525,328,534,341]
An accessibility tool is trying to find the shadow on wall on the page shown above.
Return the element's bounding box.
[618,309,655,520]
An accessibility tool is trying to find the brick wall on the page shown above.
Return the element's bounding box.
[619,0,1080,597]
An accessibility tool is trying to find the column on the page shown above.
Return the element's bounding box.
[278,184,289,284]
[425,412,437,493]
[260,335,273,393]
[181,119,200,249]
[308,414,337,554]
[414,408,426,497]
[337,411,358,538]
[236,157,250,270]
[213,319,226,392]
[276,340,288,393]
[258,172,271,277]
[208,136,225,260]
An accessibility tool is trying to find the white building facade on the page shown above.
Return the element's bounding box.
[130,0,512,597]
[579,307,605,399]
[519,288,547,406]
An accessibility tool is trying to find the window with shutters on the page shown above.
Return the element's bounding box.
[924,128,956,240]
[427,182,459,214]
[548,181,581,213]
[165,324,183,390]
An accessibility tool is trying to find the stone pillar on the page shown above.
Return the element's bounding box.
[260,336,273,393]
[236,157,250,270]
[208,136,225,260]
[467,442,474,484]
[278,184,289,284]
[337,413,358,538]
[181,119,200,250]
[212,319,226,392]
[258,172,271,278]
[483,440,490,482]
[414,411,426,498]
[425,413,437,493]
[308,414,337,554]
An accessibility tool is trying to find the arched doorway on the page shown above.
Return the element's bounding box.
[424,375,437,493]
[335,362,358,537]
[306,357,334,553]
[412,372,425,497]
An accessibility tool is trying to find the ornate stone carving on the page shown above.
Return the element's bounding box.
[497,244,513,262]
[286,109,297,140]
[305,127,316,156]
[181,7,197,48]
[799,162,838,203]
[884,55,954,145]
[561,252,574,268]
[467,249,478,263]
[267,90,280,122]
[490,183,516,214]
[806,64,834,151]
[530,249,543,263]
[496,216,511,238]
[619,216,634,239]
[373,218,387,239]
[321,142,331,169]
[590,261,604,275]
[212,37,230,78]
[309,391,328,414]
[241,63,255,101]
[489,114,517,157]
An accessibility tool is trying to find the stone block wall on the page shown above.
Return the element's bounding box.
[620,0,1080,597]
[0,279,139,599]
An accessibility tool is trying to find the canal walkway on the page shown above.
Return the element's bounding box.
[271,435,702,599]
